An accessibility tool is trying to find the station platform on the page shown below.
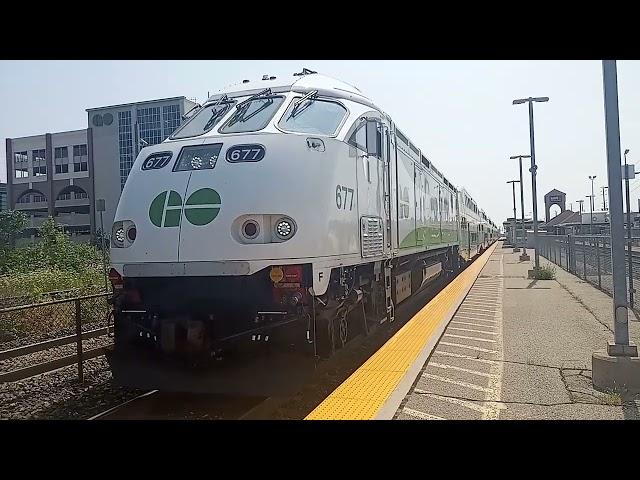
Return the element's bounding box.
[306,242,640,420]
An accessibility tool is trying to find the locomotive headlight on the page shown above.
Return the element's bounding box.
[274,217,296,241]
[115,227,125,244]
[112,220,136,248]
[242,220,260,239]
[277,221,291,237]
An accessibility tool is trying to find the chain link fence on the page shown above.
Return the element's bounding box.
[0,292,112,383]
[0,293,111,344]
[538,234,638,309]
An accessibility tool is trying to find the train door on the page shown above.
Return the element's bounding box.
[353,116,386,258]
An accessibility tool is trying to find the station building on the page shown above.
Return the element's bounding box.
[5,96,197,242]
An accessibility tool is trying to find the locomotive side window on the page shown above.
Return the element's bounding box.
[348,119,382,158]
[365,120,382,159]
[219,96,285,134]
[170,100,235,140]
[348,122,367,152]
[278,98,347,136]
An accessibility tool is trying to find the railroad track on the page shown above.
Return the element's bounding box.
[88,389,276,420]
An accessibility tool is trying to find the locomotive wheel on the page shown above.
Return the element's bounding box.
[314,307,337,358]
[336,309,348,348]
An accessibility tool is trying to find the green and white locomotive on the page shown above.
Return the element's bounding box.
[106,69,497,392]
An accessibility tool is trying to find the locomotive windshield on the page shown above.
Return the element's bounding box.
[279,98,347,136]
[219,96,285,134]
[170,100,235,139]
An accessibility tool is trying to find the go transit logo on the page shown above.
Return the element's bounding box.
[149,188,221,227]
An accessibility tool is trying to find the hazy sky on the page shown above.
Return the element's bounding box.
[2,60,639,226]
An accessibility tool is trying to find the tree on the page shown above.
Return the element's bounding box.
[0,210,28,248]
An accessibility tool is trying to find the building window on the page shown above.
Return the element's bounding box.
[136,106,162,148]
[14,151,29,178]
[17,192,46,204]
[54,147,69,174]
[75,191,88,199]
[73,144,88,172]
[32,149,46,176]
[58,192,71,201]
[163,104,181,139]
[118,110,134,190]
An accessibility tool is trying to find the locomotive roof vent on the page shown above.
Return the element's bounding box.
[242,79,250,83]
[262,75,269,80]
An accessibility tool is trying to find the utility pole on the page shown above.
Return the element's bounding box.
[589,175,597,235]
[507,180,520,252]
[601,186,609,211]
[623,148,634,308]
[509,155,530,260]
[587,195,594,235]
[513,98,548,271]
[592,60,638,394]
[96,199,108,293]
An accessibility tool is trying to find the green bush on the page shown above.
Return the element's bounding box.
[533,265,556,280]
[1,216,108,301]
[0,268,105,300]
[0,217,110,341]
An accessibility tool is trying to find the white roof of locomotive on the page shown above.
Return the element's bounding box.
[206,72,379,111]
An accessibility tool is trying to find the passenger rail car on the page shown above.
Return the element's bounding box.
[107,69,498,379]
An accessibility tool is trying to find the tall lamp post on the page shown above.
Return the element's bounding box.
[601,186,609,211]
[588,175,597,235]
[592,61,638,394]
[623,148,634,308]
[507,180,520,252]
[513,96,549,271]
[510,155,531,260]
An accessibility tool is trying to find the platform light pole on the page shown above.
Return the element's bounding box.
[507,180,520,252]
[588,175,597,235]
[513,97,548,270]
[623,148,634,308]
[576,199,584,214]
[601,186,609,211]
[509,155,531,260]
[593,61,639,392]
[600,60,636,357]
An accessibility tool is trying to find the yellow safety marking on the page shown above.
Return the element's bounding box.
[305,243,497,420]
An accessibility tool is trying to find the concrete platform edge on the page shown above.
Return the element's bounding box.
[374,248,494,420]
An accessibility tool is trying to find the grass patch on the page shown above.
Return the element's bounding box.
[532,265,556,280]
[601,391,623,406]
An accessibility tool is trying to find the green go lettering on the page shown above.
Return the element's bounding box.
[149,188,221,227]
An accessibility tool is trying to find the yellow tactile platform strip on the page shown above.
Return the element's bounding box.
[305,243,497,420]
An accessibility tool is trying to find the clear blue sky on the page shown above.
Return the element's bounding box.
[2,60,639,225]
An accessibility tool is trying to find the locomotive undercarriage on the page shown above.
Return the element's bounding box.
[106,247,465,393]
[110,247,460,366]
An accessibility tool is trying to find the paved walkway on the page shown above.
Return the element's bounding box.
[395,243,640,420]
